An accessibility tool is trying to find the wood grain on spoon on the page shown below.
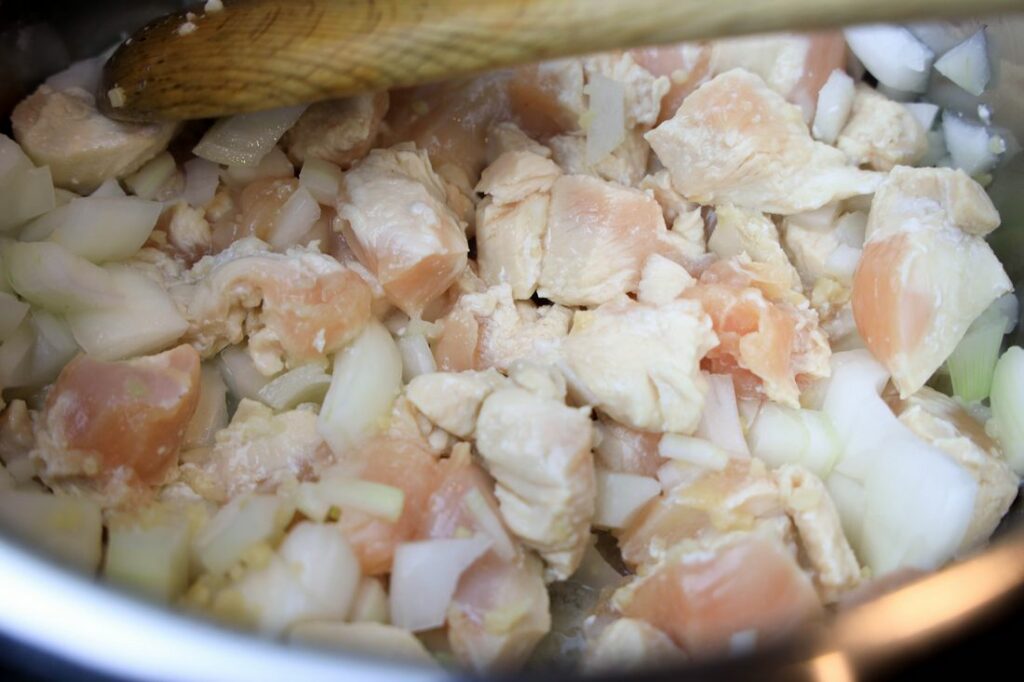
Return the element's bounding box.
[101,0,1024,121]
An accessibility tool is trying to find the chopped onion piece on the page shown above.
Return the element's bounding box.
[224,146,294,186]
[26,197,162,262]
[903,102,940,131]
[193,494,295,575]
[268,186,320,250]
[844,25,934,93]
[389,535,491,632]
[318,320,402,456]
[0,492,102,571]
[194,106,307,167]
[397,333,436,383]
[184,365,229,448]
[990,346,1024,475]
[695,373,749,455]
[822,350,892,480]
[942,112,999,176]
[0,134,32,182]
[66,265,188,360]
[277,522,360,618]
[824,244,862,283]
[833,211,868,248]
[0,166,55,232]
[89,178,126,198]
[348,577,389,623]
[105,515,191,601]
[462,488,517,561]
[219,344,274,401]
[875,83,915,102]
[257,363,331,410]
[183,158,220,208]
[947,297,1015,402]
[825,472,866,551]
[4,241,120,313]
[584,75,626,164]
[812,69,856,144]
[289,622,437,665]
[0,311,79,389]
[124,151,177,200]
[314,476,405,523]
[748,404,840,477]
[593,469,660,529]
[299,158,344,206]
[658,434,729,471]
[934,30,991,97]
[0,291,29,342]
[45,55,104,93]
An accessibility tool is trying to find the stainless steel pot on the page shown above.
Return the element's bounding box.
[1,4,1022,680]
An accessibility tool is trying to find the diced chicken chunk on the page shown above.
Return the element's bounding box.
[405,369,507,438]
[33,345,200,504]
[639,170,707,262]
[476,382,595,580]
[538,175,668,306]
[774,465,861,602]
[594,417,665,477]
[177,238,372,375]
[836,86,927,171]
[583,618,684,672]
[337,146,469,315]
[180,399,331,503]
[892,387,1019,553]
[476,151,561,206]
[12,84,177,192]
[561,298,717,433]
[637,254,695,306]
[548,131,650,188]
[852,167,1011,397]
[0,400,37,483]
[631,43,712,123]
[708,205,800,289]
[282,92,388,168]
[612,534,822,656]
[433,284,572,372]
[646,69,882,215]
[583,53,670,129]
[159,201,212,264]
[484,122,552,164]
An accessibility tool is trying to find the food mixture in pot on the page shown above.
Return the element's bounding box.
[0,17,1021,673]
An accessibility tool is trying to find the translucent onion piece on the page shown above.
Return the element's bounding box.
[942,112,999,176]
[658,434,729,471]
[25,310,79,387]
[193,105,308,167]
[124,151,177,200]
[462,488,517,561]
[66,265,188,360]
[934,30,991,97]
[289,622,437,665]
[0,134,33,182]
[4,241,120,313]
[183,365,229,449]
[0,319,36,388]
[347,577,389,624]
[695,374,749,456]
[27,197,162,262]
[0,291,29,343]
[389,535,491,632]
[307,476,406,523]
[584,74,626,164]
[257,363,331,410]
[0,491,102,571]
[812,69,856,144]
[218,344,274,401]
[318,320,402,456]
[268,185,320,250]
[223,146,294,186]
[903,102,940,131]
[193,494,295,575]
[844,25,935,93]
[0,166,55,232]
[397,333,436,383]
[947,297,1015,401]
[593,469,661,529]
[748,404,840,477]
[44,55,104,93]
[299,158,344,206]
[183,157,220,208]
[105,516,191,601]
[89,178,126,199]
[990,346,1024,475]
[276,522,360,620]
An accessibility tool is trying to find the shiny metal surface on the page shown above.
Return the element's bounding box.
[0,5,1022,680]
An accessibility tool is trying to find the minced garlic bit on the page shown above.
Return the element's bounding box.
[205,0,224,12]
[178,21,198,36]
[107,86,126,109]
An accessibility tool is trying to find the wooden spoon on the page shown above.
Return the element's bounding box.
[101,0,1024,121]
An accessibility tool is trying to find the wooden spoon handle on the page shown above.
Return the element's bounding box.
[102,0,1024,121]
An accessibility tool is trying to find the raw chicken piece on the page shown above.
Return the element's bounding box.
[708,205,801,289]
[32,345,200,504]
[0,401,36,483]
[282,92,388,168]
[475,380,595,580]
[619,457,788,569]
[159,201,212,264]
[594,417,665,477]
[646,69,882,215]
[683,256,832,407]
[538,175,668,306]
[891,387,1019,553]
[852,167,1011,397]
[631,43,712,123]
[211,178,296,251]
[484,122,552,164]
[335,437,443,575]
[781,205,867,288]
[405,369,506,438]
[561,298,717,433]
[177,238,372,375]
[612,534,822,656]
[12,84,177,192]
[774,465,861,602]
[337,146,468,315]
[637,254,695,307]
[547,130,650,187]
[638,170,707,262]
[505,59,587,139]
[433,284,572,372]
[180,399,331,503]
[582,618,684,672]
[836,86,928,171]
[475,151,562,299]
[583,53,670,129]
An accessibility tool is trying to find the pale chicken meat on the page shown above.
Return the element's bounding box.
[891,387,1018,553]
[433,284,572,372]
[547,130,650,187]
[852,167,1011,397]
[707,205,801,289]
[835,86,928,171]
[561,298,717,434]
[175,238,372,375]
[475,375,595,581]
[180,399,331,503]
[646,69,882,215]
[594,417,666,477]
[0,401,36,484]
[583,618,684,672]
[484,122,552,164]
[159,201,213,264]
[637,254,696,307]
[782,206,867,288]
[336,146,468,315]
[282,92,389,168]
[638,170,707,262]
[12,84,177,192]
[405,369,507,439]
[538,175,669,306]
[774,465,861,602]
